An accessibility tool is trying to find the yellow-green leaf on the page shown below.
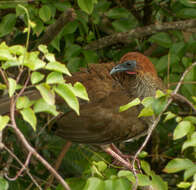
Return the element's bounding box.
[8,78,16,97]
[54,84,79,115]
[119,98,140,112]
[139,107,154,117]
[45,61,71,76]
[20,108,37,131]
[0,115,9,131]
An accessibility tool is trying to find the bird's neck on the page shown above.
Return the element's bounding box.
[117,73,164,100]
[133,74,160,99]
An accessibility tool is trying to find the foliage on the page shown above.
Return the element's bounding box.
[0,0,196,190]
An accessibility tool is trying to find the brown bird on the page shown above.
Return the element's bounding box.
[0,52,164,169]
[55,52,164,144]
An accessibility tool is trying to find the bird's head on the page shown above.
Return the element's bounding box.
[110,52,158,78]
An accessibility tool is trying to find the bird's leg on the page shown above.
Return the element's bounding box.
[110,143,131,161]
[108,144,141,172]
[101,145,132,171]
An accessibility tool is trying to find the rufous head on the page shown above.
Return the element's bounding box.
[110,52,158,78]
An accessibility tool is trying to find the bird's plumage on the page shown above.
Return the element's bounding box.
[0,52,164,145]
[55,52,164,144]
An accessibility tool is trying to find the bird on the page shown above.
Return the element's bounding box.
[0,52,164,169]
[55,52,164,144]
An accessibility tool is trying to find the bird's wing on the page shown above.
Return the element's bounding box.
[55,63,148,144]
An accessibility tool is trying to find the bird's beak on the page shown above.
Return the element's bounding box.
[110,61,136,75]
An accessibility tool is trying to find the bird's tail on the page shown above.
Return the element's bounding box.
[0,90,41,115]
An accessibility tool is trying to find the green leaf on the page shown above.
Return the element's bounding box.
[141,97,154,107]
[8,78,16,97]
[54,84,79,115]
[16,96,33,109]
[138,107,154,117]
[104,179,115,190]
[112,19,136,32]
[36,83,55,105]
[63,21,78,35]
[65,44,81,60]
[0,83,6,90]
[173,121,192,140]
[164,111,176,122]
[39,5,52,22]
[73,82,89,101]
[0,49,15,61]
[78,0,95,14]
[31,71,45,84]
[182,132,196,151]
[149,32,172,48]
[184,165,196,181]
[184,116,196,124]
[0,116,9,131]
[163,158,194,173]
[83,50,98,64]
[38,44,48,54]
[34,98,59,116]
[46,72,65,84]
[106,8,129,19]
[23,52,45,70]
[83,177,104,190]
[45,53,56,62]
[45,61,71,76]
[113,178,132,190]
[152,98,167,115]
[117,170,135,183]
[0,177,9,190]
[119,98,140,112]
[141,160,152,176]
[137,174,151,186]
[155,90,165,98]
[177,8,196,19]
[9,45,25,55]
[151,174,168,190]
[20,108,37,131]
[0,14,16,37]
[177,182,191,188]
[93,161,107,172]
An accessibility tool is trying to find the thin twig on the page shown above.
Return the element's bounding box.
[171,93,196,113]
[6,152,32,181]
[44,141,72,190]
[0,68,8,86]
[167,53,170,89]
[2,144,42,190]
[132,62,196,190]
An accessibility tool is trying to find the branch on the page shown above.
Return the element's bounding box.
[171,93,196,113]
[2,144,41,190]
[9,74,70,190]
[85,19,196,50]
[44,141,72,190]
[34,8,76,49]
[132,62,196,190]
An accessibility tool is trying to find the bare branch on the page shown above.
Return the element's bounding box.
[85,19,196,50]
[5,152,32,181]
[45,141,72,190]
[2,144,42,190]
[9,73,70,190]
